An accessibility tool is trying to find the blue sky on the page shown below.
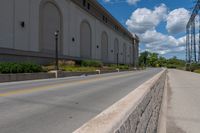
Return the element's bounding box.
[97,0,195,59]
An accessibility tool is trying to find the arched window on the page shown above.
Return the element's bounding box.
[80,21,92,59]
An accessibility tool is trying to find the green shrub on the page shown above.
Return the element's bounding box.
[185,63,200,72]
[166,64,178,69]
[0,62,43,74]
[194,69,200,73]
[81,60,103,67]
[42,65,55,72]
[118,65,129,70]
[62,66,96,72]
[190,63,200,72]
[107,64,129,70]
[185,63,191,71]
[58,60,76,66]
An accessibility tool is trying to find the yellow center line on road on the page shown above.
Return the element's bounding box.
[0,72,136,97]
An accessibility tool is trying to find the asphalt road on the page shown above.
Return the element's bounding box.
[0,68,161,133]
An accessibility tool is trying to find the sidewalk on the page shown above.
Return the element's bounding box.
[167,69,200,133]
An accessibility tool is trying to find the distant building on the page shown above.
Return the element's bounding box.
[0,0,139,65]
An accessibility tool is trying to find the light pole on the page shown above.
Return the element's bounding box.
[54,30,59,71]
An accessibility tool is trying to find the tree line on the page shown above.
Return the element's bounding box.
[139,51,186,69]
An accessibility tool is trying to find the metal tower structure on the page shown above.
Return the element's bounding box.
[186,0,200,63]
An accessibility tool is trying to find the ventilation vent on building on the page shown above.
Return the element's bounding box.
[87,3,90,10]
[20,21,25,28]
[103,15,105,21]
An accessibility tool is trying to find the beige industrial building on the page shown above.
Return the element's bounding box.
[0,0,139,65]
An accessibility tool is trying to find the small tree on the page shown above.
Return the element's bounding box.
[149,53,159,67]
[139,51,150,67]
[157,56,167,67]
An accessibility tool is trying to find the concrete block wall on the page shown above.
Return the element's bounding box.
[74,69,166,133]
[0,73,55,83]
[115,71,165,133]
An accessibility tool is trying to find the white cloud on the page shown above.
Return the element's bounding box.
[103,0,110,2]
[125,4,190,56]
[103,0,140,5]
[177,36,186,46]
[126,4,167,34]
[166,8,190,34]
[126,0,140,5]
[140,30,166,44]
[138,29,186,54]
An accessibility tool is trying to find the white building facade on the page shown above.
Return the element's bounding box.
[0,0,139,65]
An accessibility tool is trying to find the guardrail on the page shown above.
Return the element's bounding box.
[74,69,167,133]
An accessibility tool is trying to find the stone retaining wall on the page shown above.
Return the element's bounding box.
[74,69,166,133]
[116,70,166,133]
[0,73,55,83]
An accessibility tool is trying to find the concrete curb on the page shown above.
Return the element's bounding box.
[157,71,168,133]
[0,69,134,83]
[73,69,166,133]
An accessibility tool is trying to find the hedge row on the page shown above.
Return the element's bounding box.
[108,64,130,70]
[185,63,200,72]
[81,60,103,67]
[0,63,43,74]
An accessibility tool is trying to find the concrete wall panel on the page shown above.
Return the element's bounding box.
[114,39,119,64]
[14,0,30,51]
[68,2,96,58]
[40,1,62,53]
[0,0,14,48]
[101,31,108,62]
[80,21,92,59]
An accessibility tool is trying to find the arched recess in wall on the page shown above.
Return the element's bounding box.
[114,38,119,63]
[80,20,92,59]
[123,43,127,64]
[101,31,108,62]
[39,0,63,54]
